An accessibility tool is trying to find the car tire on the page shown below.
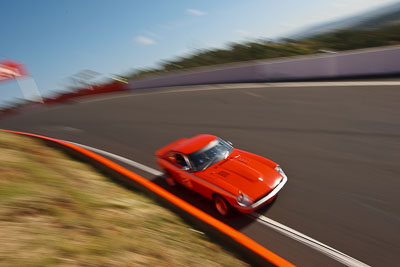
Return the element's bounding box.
[213,194,234,217]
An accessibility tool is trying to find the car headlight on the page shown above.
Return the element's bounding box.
[275,165,286,177]
[237,192,252,207]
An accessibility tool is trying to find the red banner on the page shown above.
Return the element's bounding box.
[0,60,28,82]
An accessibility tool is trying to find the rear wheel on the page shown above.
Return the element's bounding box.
[213,194,234,217]
[164,170,177,187]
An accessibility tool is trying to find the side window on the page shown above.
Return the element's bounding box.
[175,154,188,168]
[167,152,188,168]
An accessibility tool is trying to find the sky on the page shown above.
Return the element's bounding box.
[0,0,397,106]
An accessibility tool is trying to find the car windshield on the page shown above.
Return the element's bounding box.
[188,138,233,172]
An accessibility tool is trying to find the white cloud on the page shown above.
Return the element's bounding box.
[135,35,155,45]
[186,8,206,16]
[143,31,157,38]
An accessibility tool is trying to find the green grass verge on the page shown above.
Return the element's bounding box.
[0,131,248,266]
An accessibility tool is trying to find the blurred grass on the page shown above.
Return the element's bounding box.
[0,131,248,267]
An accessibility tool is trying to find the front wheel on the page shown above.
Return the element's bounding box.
[213,194,234,217]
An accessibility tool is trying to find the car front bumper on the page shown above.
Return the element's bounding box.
[234,173,288,213]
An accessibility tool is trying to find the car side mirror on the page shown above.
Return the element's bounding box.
[227,141,233,146]
[181,166,190,171]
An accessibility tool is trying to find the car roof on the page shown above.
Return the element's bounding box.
[173,134,217,155]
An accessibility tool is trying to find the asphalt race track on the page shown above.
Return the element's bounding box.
[1,82,399,266]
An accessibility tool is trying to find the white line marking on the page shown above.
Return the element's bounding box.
[65,139,370,267]
[53,126,83,132]
[66,141,163,176]
[248,213,369,267]
[78,81,400,104]
[244,91,264,98]
[189,228,205,235]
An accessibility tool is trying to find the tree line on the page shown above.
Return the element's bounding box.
[130,24,400,78]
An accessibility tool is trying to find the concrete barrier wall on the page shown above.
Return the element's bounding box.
[128,46,400,89]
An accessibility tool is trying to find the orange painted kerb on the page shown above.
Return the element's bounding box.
[1,129,295,267]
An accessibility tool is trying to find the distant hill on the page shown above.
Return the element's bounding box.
[292,1,400,39]
[129,1,400,78]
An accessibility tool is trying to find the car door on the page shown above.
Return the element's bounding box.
[167,152,194,189]
[165,152,214,198]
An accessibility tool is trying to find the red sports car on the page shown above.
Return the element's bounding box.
[156,134,287,216]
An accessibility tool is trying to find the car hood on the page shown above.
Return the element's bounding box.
[202,149,282,201]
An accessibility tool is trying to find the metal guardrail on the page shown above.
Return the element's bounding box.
[128,45,400,90]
